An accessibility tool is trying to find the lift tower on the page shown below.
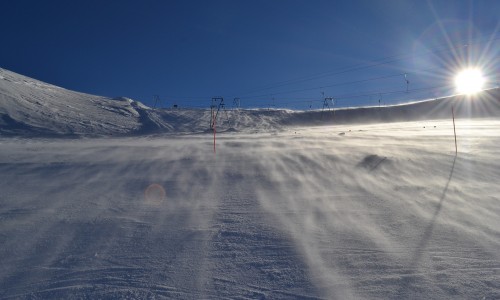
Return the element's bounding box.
[153,95,163,109]
[210,97,229,130]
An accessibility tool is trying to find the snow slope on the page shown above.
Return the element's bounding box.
[1,120,499,299]
[0,68,143,136]
[1,68,500,137]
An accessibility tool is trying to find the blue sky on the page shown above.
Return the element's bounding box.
[1,0,499,109]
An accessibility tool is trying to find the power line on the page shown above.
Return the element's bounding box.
[239,65,447,100]
[236,34,500,96]
[149,35,499,108]
[240,72,406,99]
[243,84,451,108]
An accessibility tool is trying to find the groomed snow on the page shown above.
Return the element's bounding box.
[1,119,499,299]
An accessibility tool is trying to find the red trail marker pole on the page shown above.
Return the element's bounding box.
[213,110,216,154]
[452,106,457,155]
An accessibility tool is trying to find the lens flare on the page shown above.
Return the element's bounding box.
[144,183,166,205]
[454,68,485,95]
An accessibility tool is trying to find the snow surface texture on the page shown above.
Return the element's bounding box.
[0,68,500,299]
[1,121,500,299]
[0,68,143,137]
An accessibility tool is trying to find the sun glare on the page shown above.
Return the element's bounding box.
[454,68,485,95]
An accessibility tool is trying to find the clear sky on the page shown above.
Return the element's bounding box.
[1,0,499,109]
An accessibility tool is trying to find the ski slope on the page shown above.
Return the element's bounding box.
[0,68,145,136]
[0,68,500,299]
[2,67,500,137]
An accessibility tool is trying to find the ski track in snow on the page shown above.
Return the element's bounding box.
[1,119,500,299]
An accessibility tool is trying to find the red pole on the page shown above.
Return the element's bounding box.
[213,110,216,154]
[452,105,457,155]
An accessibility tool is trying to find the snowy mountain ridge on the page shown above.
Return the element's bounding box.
[1,67,499,137]
[0,68,144,136]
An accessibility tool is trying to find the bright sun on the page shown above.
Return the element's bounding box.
[454,68,485,95]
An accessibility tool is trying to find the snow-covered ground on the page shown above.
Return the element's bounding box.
[1,68,500,298]
[1,119,499,299]
[0,68,145,136]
